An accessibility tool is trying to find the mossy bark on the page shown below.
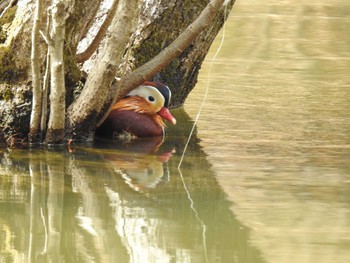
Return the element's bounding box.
[0,83,31,145]
[0,0,235,145]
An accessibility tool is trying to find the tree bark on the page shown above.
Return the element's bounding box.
[45,0,69,144]
[76,0,119,63]
[29,0,43,143]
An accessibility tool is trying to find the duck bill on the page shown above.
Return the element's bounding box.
[158,107,177,125]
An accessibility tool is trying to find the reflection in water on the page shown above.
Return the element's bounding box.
[94,137,174,192]
[0,109,263,262]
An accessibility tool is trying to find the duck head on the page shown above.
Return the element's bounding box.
[127,81,176,125]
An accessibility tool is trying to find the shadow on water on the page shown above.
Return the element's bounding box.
[0,108,264,263]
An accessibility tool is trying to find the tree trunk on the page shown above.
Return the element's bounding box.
[29,0,43,142]
[45,0,69,144]
[0,0,235,146]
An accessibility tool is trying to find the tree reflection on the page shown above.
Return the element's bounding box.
[0,108,263,263]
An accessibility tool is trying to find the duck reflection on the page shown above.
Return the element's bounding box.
[94,136,174,192]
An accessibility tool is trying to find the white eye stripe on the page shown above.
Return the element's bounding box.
[127,85,165,112]
[128,86,163,103]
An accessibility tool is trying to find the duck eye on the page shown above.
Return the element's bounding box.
[148,96,155,102]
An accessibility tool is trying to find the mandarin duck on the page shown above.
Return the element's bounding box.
[96,81,176,138]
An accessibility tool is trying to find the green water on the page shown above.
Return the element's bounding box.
[1,0,350,262]
[0,119,261,262]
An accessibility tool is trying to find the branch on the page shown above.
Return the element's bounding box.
[40,13,51,137]
[75,0,119,63]
[40,50,50,135]
[39,30,49,44]
[29,0,43,143]
[96,0,226,127]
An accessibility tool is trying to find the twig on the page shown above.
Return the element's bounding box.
[39,30,49,44]
[40,10,51,137]
[178,2,233,169]
[40,49,50,135]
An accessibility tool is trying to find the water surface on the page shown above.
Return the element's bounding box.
[185,1,350,263]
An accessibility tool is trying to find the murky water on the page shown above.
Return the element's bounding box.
[1,0,350,262]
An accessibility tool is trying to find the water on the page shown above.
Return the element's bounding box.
[1,0,350,262]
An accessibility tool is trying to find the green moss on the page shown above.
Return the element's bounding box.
[0,46,26,83]
[0,27,6,43]
[0,5,17,25]
[133,33,164,66]
[0,83,13,101]
[0,5,26,83]
[64,49,82,106]
[64,51,81,83]
[0,5,17,44]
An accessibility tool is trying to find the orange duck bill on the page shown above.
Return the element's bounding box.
[158,107,177,125]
